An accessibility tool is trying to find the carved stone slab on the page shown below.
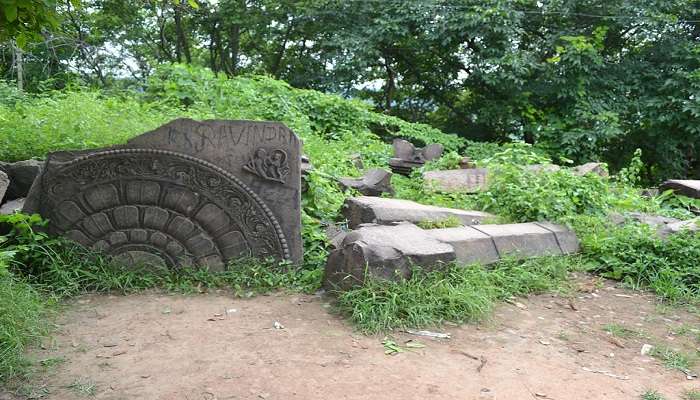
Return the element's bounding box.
[24,119,302,270]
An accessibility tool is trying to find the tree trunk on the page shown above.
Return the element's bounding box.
[383,56,396,112]
[174,2,191,63]
[13,41,23,92]
[270,21,294,78]
[227,23,241,75]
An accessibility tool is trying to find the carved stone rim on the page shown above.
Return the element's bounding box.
[56,148,291,260]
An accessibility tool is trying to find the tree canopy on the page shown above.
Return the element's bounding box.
[1,0,699,182]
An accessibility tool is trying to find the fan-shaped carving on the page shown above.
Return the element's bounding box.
[38,149,290,270]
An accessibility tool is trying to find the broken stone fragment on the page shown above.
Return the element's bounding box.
[0,159,44,200]
[324,223,456,290]
[0,170,8,204]
[608,212,681,229]
[388,138,444,176]
[659,179,700,199]
[342,196,494,229]
[571,162,608,177]
[0,198,25,215]
[657,218,700,239]
[338,168,394,197]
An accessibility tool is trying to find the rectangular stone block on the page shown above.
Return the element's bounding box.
[343,196,494,229]
[425,226,499,265]
[472,223,562,258]
[423,168,489,192]
[534,222,580,254]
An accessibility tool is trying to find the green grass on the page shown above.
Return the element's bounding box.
[603,323,643,339]
[417,216,463,230]
[684,390,700,400]
[641,390,666,400]
[66,377,97,396]
[0,259,52,382]
[334,256,578,333]
[649,344,696,372]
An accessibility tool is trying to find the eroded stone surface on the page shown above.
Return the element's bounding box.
[24,119,302,269]
[572,162,608,177]
[338,169,394,197]
[0,170,8,204]
[324,223,455,289]
[657,218,700,239]
[0,198,24,215]
[325,221,578,289]
[342,196,494,228]
[0,159,43,200]
[388,139,444,176]
[423,168,489,192]
[659,180,700,199]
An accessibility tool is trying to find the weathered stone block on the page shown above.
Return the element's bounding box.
[472,223,562,258]
[342,196,494,229]
[324,223,456,289]
[657,218,700,239]
[24,119,303,270]
[423,168,489,192]
[388,139,443,176]
[659,180,700,199]
[425,226,499,265]
[338,168,394,196]
[533,222,581,254]
[0,198,24,215]
[572,162,608,177]
[0,159,43,200]
[0,170,8,204]
[324,221,579,290]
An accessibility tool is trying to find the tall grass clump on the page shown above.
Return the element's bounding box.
[0,245,51,382]
[335,256,577,333]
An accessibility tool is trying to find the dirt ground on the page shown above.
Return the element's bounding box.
[9,276,700,400]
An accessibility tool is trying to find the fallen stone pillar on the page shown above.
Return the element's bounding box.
[342,196,494,229]
[324,222,579,290]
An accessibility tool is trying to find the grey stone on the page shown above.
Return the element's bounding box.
[423,168,489,192]
[472,223,563,258]
[425,227,499,265]
[657,218,700,239]
[609,212,681,229]
[388,139,444,176]
[659,180,700,199]
[0,170,8,204]
[338,168,394,197]
[0,198,24,215]
[572,162,608,177]
[324,223,347,249]
[324,223,456,289]
[534,221,581,254]
[342,196,494,229]
[324,221,579,289]
[24,119,303,270]
[0,159,43,200]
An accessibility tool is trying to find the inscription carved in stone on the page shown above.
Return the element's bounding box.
[24,119,303,269]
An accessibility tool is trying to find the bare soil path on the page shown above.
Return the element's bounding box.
[14,277,700,399]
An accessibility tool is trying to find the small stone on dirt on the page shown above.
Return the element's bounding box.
[273,321,285,329]
[640,344,654,355]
